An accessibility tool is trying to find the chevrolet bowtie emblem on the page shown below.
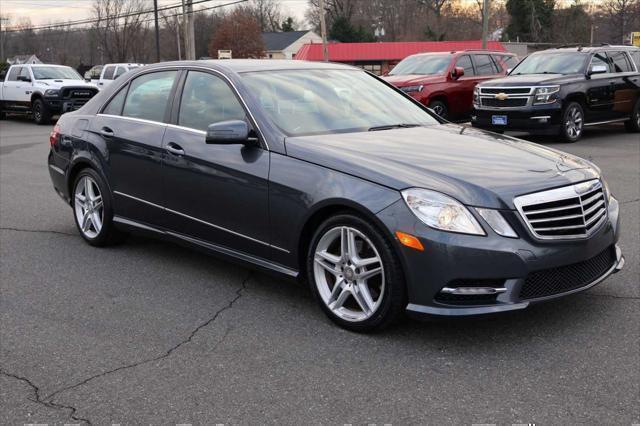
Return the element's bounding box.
[495,92,509,101]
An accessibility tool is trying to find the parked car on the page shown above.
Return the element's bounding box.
[472,46,640,142]
[0,64,99,124]
[87,63,144,88]
[48,60,623,332]
[383,50,518,120]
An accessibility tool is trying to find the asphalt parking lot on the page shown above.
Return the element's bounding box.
[1,118,638,425]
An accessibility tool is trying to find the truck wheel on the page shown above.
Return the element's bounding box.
[560,101,584,143]
[624,99,640,133]
[0,105,6,120]
[32,99,51,125]
[428,100,448,120]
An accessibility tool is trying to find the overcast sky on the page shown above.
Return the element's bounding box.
[1,0,310,28]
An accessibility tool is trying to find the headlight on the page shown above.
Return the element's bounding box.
[44,89,60,97]
[533,86,560,105]
[400,85,424,93]
[401,188,485,235]
[475,208,518,238]
[473,87,480,107]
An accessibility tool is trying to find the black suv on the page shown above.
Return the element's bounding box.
[471,46,640,142]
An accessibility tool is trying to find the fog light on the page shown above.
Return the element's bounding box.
[441,286,507,295]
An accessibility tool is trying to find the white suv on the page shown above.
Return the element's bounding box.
[88,63,144,88]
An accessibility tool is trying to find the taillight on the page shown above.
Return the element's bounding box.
[49,125,61,147]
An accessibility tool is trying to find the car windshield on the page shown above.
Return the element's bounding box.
[511,52,587,75]
[241,69,439,136]
[32,66,82,80]
[389,54,451,76]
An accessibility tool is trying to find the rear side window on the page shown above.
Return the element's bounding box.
[122,71,177,122]
[178,71,246,131]
[608,51,633,72]
[474,54,499,75]
[630,51,640,70]
[493,54,518,71]
[103,66,116,80]
[103,85,128,116]
[455,55,475,76]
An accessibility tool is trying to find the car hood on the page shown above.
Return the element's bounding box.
[480,73,584,87]
[35,79,98,90]
[285,125,599,209]
[382,74,445,86]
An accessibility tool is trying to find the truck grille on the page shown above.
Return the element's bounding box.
[61,87,98,99]
[519,246,616,300]
[481,98,528,107]
[514,180,607,239]
[480,87,532,95]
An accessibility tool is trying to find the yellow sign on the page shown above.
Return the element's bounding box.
[632,32,640,47]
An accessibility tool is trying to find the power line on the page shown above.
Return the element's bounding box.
[4,0,239,33]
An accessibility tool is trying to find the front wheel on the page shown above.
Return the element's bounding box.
[72,168,124,246]
[307,214,405,332]
[560,101,584,143]
[32,99,52,125]
[624,99,640,133]
[428,100,449,120]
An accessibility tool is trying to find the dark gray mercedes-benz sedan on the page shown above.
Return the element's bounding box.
[47,60,624,332]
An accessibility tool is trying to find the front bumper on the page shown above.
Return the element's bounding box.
[471,103,562,134]
[376,195,622,317]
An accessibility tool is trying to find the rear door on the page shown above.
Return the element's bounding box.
[606,50,639,119]
[94,69,180,226]
[161,69,272,257]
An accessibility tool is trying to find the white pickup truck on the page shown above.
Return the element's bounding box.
[86,63,144,89]
[0,64,99,124]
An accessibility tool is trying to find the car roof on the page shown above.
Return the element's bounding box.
[407,50,513,58]
[141,59,359,74]
[536,46,640,54]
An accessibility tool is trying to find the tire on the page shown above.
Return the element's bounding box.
[428,100,449,120]
[559,101,584,143]
[71,168,124,246]
[0,103,6,120]
[624,99,640,133]
[32,98,51,125]
[306,214,405,332]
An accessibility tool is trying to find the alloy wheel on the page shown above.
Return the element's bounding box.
[432,104,444,116]
[33,103,42,122]
[565,105,583,139]
[74,175,104,239]
[313,226,385,322]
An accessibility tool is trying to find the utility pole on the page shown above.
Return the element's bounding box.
[175,15,182,60]
[590,23,595,46]
[0,17,8,63]
[481,0,489,49]
[182,0,195,60]
[153,0,160,62]
[319,0,329,62]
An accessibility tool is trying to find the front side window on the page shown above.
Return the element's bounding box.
[455,55,475,76]
[178,71,246,131]
[511,52,587,75]
[114,66,127,79]
[90,66,103,79]
[389,54,452,76]
[608,51,632,73]
[241,69,439,136]
[31,66,81,80]
[7,66,21,81]
[474,54,499,76]
[590,52,610,73]
[122,71,177,122]
[103,66,116,80]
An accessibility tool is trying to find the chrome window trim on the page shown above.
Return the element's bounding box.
[113,190,289,253]
[513,179,608,241]
[97,113,167,128]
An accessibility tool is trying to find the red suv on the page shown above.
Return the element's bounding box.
[383,50,518,120]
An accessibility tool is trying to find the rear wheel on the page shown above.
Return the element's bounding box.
[624,99,640,133]
[428,100,449,120]
[560,101,584,143]
[307,214,405,332]
[72,168,124,246]
[32,98,51,125]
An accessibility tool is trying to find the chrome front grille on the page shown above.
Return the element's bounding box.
[514,180,608,239]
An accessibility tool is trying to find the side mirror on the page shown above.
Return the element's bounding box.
[452,67,465,79]
[589,65,608,75]
[206,120,251,145]
[17,75,31,82]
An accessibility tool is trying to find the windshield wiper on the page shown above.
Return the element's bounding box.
[368,123,421,131]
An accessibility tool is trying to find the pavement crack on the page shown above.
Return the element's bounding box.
[44,271,251,402]
[0,226,76,237]
[620,198,639,205]
[0,369,92,425]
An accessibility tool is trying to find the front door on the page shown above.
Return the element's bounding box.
[4,66,32,111]
[449,55,477,116]
[585,51,617,121]
[161,70,271,258]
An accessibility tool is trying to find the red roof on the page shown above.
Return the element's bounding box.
[295,40,506,62]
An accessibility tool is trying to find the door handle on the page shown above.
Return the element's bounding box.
[100,127,114,138]
[166,142,185,156]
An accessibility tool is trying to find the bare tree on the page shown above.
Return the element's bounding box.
[603,0,639,43]
[92,0,149,63]
[247,0,283,31]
